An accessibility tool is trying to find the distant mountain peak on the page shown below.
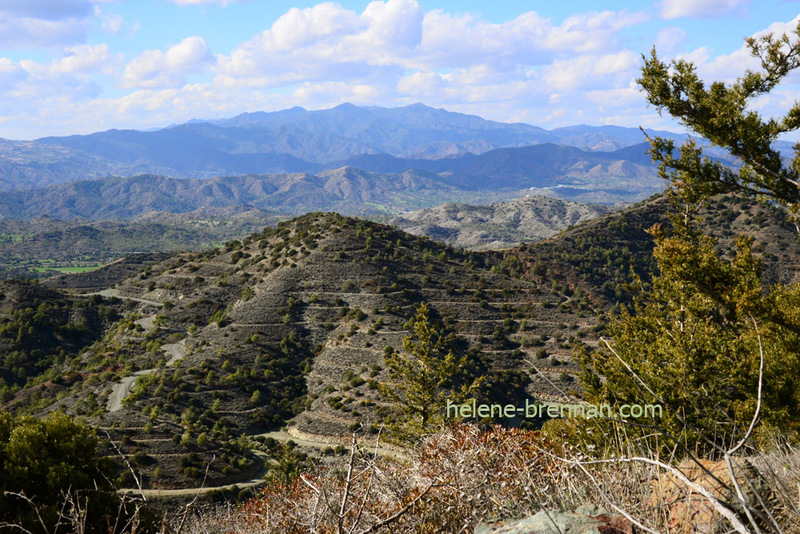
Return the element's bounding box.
[404,102,435,110]
[7,103,713,197]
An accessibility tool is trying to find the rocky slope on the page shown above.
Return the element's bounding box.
[1,213,598,490]
[497,193,800,308]
[391,195,614,249]
[3,191,798,493]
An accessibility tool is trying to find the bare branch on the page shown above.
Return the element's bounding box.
[569,460,663,534]
[174,454,215,534]
[338,432,359,534]
[356,479,439,534]
[534,451,751,534]
[103,429,146,502]
[2,491,52,534]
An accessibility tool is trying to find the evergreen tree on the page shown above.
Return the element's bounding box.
[0,410,158,533]
[638,21,800,217]
[380,303,475,442]
[578,221,800,456]
[573,22,800,457]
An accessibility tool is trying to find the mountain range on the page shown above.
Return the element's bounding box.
[3,102,796,223]
[0,142,682,219]
[0,103,706,194]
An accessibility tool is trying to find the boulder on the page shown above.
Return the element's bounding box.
[474,504,634,534]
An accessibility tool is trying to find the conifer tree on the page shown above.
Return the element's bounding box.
[380,303,474,442]
[638,21,800,217]
[575,22,800,456]
[578,221,800,454]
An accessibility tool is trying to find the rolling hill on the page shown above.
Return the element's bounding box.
[1,188,798,492]
[1,212,599,489]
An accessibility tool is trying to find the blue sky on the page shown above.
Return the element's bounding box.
[0,0,799,140]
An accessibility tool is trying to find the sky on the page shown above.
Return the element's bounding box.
[1,0,800,140]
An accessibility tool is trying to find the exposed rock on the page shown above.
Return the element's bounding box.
[391,196,613,250]
[650,458,776,534]
[474,504,634,534]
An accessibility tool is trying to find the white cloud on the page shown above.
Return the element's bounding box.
[654,26,687,54]
[10,2,800,142]
[0,2,662,138]
[290,81,387,108]
[544,51,640,91]
[546,10,649,52]
[396,70,447,98]
[659,0,750,19]
[676,15,800,84]
[215,1,424,90]
[52,44,122,75]
[0,16,89,48]
[2,44,122,103]
[0,0,93,21]
[121,37,214,89]
[0,58,28,91]
[215,0,648,93]
[264,3,363,52]
[640,15,800,136]
[346,0,424,55]
[0,0,95,48]
[102,13,125,35]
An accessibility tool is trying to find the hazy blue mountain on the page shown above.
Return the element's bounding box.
[0,169,470,220]
[211,103,555,154]
[1,102,772,195]
[0,143,676,220]
[37,103,556,168]
[37,124,319,176]
[0,138,144,191]
[339,142,667,190]
[548,125,685,151]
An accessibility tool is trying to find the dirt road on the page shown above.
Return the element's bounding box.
[106,339,187,412]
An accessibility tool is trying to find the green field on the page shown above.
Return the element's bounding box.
[0,233,27,243]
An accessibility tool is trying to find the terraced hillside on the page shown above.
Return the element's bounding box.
[0,280,127,404]
[1,213,600,490]
[498,193,800,308]
[0,207,282,280]
[3,191,799,493]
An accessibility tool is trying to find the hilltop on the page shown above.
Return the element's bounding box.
[1,213,600,490]
[500,193,800,307]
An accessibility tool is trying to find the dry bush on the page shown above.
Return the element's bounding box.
[179,425,639,533]
[178,423,799,534]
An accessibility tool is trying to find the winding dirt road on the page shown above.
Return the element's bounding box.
[105,339,187,412]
